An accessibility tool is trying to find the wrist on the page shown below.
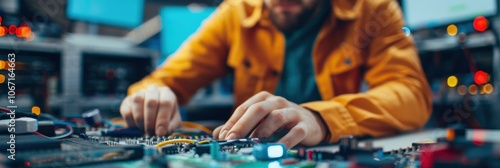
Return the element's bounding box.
[312,112,328,142]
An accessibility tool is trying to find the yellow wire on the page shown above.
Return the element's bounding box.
[101,152,122,160]
[156,139,194,149]
[181,121,213,134]
[198,140,211,144]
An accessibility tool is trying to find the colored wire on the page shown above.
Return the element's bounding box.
[156,139,194,149]
[197,140,211,144]
[35,121,74,139]
[52,125,74,139]
[0,107,11,113]
[101,152,122,160]
[61,117,85,123]
[181,121,212,134]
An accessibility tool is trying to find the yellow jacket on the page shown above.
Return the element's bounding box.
[129,0,432,142]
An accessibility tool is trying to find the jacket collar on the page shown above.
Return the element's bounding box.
[237,0,362,28]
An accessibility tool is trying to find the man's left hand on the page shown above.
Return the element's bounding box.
[213,91,327,149]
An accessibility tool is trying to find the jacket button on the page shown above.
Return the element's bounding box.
[271,70,279,76]
[244,60,251,68]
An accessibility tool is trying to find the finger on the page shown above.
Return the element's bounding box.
[120,96,136,128]
[225,99,285,140]
[144,89,160,136]
[278,122,307,149]
[250,108,292,138]
[219,91,272,139]
[131,91,146,132]
[155,87,176,136]
[213,125,224,138]
[167,107,181,134]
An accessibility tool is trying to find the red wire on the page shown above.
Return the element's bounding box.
[0,107,11,113]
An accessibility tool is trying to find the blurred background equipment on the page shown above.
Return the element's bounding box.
[400,0,500,129]
[67,0,144,29]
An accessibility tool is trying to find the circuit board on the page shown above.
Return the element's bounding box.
[2,110,500,168]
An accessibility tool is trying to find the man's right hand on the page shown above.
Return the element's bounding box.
[120,85,181,136]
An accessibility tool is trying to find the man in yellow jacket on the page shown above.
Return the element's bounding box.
[120,0,432,149]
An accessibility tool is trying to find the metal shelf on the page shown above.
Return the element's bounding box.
[416,31,496,52]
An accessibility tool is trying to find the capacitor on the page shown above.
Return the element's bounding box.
[252,143,287,161]
[82,109,102,127]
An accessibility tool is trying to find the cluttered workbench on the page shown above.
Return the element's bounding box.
[1,108,500,168]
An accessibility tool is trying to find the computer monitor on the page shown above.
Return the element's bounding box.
[160,5,216,57]
[67,0,144,29]
[402,0,498,30]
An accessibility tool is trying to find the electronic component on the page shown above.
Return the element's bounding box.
[9,145,144,168]
[82,109,103,127]
[101,128,143,137]
[0,134,61,152]
[252,143,286,161]
[37,121,56,137]
[0,117,37,134]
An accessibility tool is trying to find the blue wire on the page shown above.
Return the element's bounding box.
[51,121,75,139]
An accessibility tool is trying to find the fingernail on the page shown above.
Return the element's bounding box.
[220,130,228,139]
[226,133,237,140]
[156,125,166,135]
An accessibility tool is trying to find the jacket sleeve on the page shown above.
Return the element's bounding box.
[127,3,232,104]
[302,0,432,142]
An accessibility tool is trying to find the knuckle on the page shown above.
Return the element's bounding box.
[235,105,249,113]
[258,91,271,96]
[271,96,287,105]
[295,126,306,136]
[249,104,265,113]
[145,98,159,108]
[132,94,144,103]
[271,110,286,123]
[158,99,173,108]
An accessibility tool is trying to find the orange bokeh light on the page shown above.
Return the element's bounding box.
[16,27,32,38]
[0,74,5,84]
[0,26,7,36]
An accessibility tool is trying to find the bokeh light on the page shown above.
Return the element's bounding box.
[32,106,41,116]
[474,70,488,85]
[469,85,478,95]
[0,74,5,84]
[0,26,7,36]
[447,24,458,36]
[8,25,16,35]
[473,16,488,32]
[0,60,5,70]
[16,27,32,38]
[447,76,458,87]
[483,84,494,94]
[458,85,467,95]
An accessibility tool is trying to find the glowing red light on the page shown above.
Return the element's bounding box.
[8,25,17,35]
[25,161,31,167]
[473,16,488,32]
[474,70,488,85]
[0,16,2,24]
[472,130,485,146]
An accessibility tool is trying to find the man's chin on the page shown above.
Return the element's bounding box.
[270,15,300,32]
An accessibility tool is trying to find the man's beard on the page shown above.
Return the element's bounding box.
[268,1,320,32]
